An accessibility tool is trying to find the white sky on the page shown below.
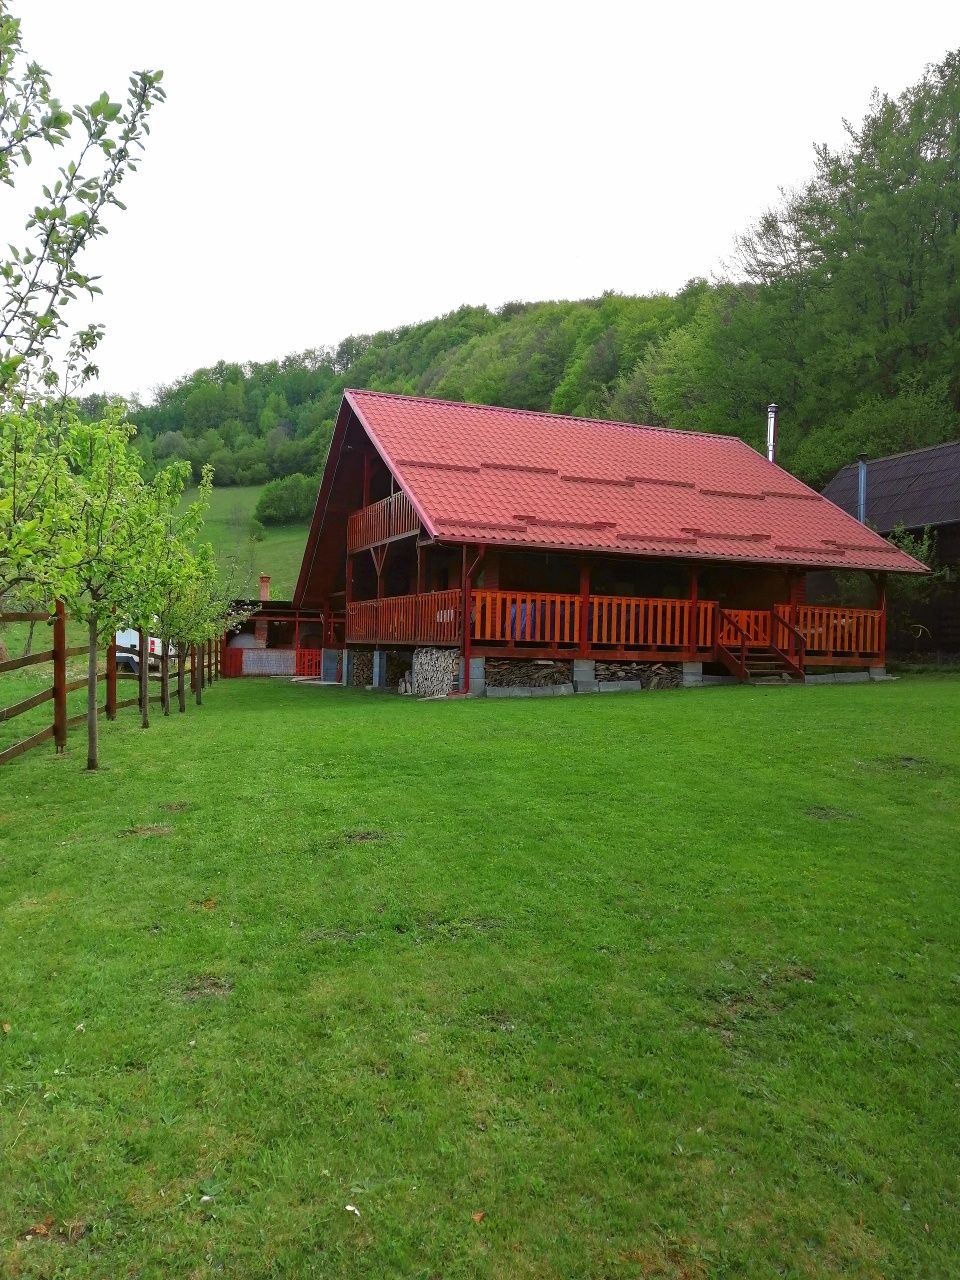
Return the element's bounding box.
[10,0,959,402]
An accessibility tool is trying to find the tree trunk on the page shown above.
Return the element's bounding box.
[87,616,99,771]
[23,618,35,657]
[139,627,150,729]
[161,641,170,716]
[177,643,186,713]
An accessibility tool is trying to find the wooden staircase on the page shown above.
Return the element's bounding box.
[716,608,806,684]
[740,645,803,683]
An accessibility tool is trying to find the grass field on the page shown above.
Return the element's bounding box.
[1,677,958,1278]
[188,485,309,599]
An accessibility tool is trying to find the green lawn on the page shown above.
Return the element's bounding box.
[1,678,958,1278]
[188,485,309,599]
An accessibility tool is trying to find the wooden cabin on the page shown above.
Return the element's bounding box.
[240,391,925,693]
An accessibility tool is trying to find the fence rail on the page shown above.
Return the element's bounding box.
[0,608,222,767]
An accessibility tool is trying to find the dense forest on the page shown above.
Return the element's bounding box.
[115,51,959,509]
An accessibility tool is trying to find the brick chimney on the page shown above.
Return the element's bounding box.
[259,574,271,601]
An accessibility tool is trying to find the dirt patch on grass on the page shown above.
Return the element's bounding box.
[19,1216,89,1246]
[343,830,386,844]
[121,823,172,838]
[181,975,232,1001]
[304,925,369,944]
[160,800,189,813]
[805,805,854,821]
[707,964,816,1043]
[862,754,950,777]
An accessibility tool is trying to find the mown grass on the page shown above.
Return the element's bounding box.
[1,677,958,1278]
[186,484,309,598]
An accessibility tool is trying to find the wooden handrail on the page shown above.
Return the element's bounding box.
[716,608,749,680]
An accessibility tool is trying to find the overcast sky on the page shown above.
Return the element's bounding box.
[11,1,959,402]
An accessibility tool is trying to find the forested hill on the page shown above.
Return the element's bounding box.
[124,50,960,494]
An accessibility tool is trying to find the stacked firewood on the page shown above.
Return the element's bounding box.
[595,660,681,689]
[351,651,373,686]
[485,659,573,688]
[413,647,460,697]
[398,669,414,695]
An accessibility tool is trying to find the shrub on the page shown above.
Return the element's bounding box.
[254,472,318,524]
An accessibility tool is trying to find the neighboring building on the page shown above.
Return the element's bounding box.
[255,391,923,694]
[822,442,960,653]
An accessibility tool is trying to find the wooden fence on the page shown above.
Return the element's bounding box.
[0,605,221,767]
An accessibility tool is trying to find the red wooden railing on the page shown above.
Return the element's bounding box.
[717,608,771,648]
[336,588,884,670]
[590,594,695,650]
[472,591,716,654]
[347,590,461,646]
[295,648,324,677]
[347,490,420,552]
[472,591,580,645]
[790,605,883,660]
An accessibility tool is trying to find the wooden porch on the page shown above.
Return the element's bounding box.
[343,588,886,676]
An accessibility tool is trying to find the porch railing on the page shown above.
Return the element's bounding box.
[341,588,884,670]
[347,589,461,646]
[788,604,883,660]
[347,490,419,552]
[473,591,581,645]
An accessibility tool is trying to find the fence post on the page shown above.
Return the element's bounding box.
[106,636,117,720]
[52,599,67,753]
[207,638,213,685]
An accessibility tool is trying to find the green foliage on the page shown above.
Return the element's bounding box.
[254,472,318,525]
[0,0,165,404]
[125,53,959,498]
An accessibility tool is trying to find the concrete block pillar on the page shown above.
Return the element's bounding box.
[468,655,486,696]
[869,665,888,681]
[372,649,388,689]
[573,658,597,693]
[682,661,703,687]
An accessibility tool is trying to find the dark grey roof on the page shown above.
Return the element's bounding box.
[821,440,960,533]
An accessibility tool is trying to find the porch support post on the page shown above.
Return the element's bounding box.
[872,572,888,679]
[578,557,591,658]
[416,543,426,594]
[682,563,703,686]
[685,564,699,660]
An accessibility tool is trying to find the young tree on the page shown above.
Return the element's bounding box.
[56,410,150,769]
[0,3,164,606]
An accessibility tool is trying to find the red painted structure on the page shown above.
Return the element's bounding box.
[281,391,923,684]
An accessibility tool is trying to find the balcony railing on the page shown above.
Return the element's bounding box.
[347,590,462,647]
[473,591,716,655]
[342,589,885,670]
[347,490,420,552]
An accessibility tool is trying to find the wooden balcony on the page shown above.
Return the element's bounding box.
[346,491,419,552]
[343,588,885,671]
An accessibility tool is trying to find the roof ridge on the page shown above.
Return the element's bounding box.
[832,438,960,473]
[345,387,747,445]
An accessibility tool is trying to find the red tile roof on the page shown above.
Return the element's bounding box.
[345,390,926,573]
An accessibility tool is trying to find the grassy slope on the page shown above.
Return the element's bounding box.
[1,678,958,1278]
[191,485,309,599]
